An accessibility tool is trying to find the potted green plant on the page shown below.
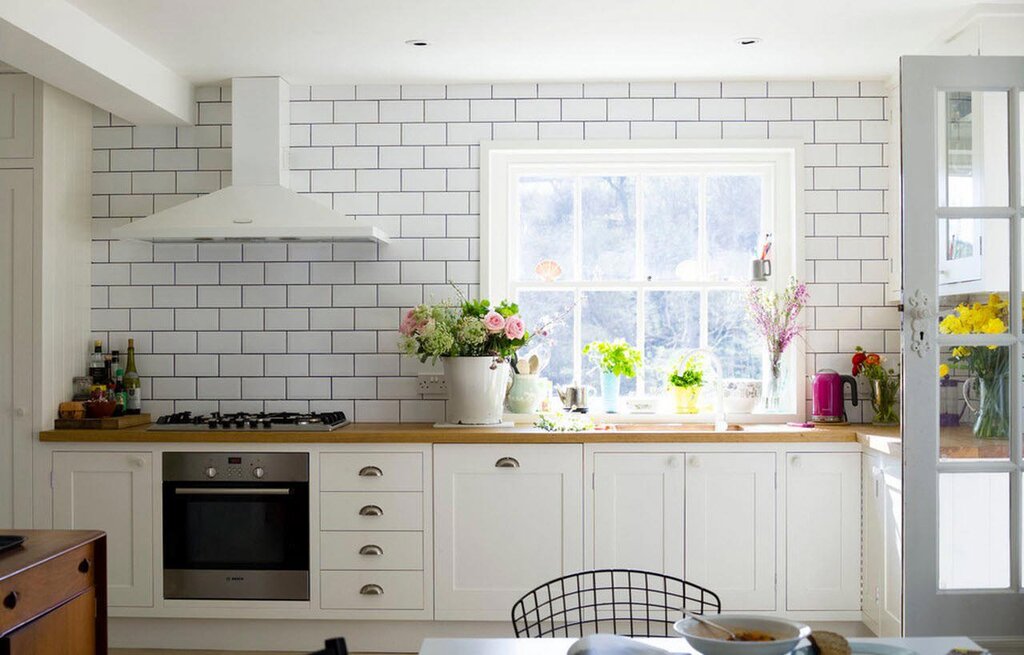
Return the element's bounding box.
[583,339,642,413]
[669,354,705,414]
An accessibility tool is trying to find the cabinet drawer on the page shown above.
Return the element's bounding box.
[321,453,423,492]
[321,532,423,570]
[321,571,423,610]
[0,542,96,635]
[321,492,423,531]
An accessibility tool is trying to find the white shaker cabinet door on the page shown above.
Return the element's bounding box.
[786,452,861,610]
[880,463,903,636]
[685,452,776,611]
[52,451,154,607]
[861,454,884,633]
[0,74,33,159]
[433,444,583,621]
[592,453,684,577]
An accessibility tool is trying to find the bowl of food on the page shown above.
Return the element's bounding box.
[674,614,811,655]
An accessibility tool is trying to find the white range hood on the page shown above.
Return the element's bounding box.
[113,77,388,243]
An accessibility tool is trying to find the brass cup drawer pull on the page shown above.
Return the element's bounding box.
[358,504,384,517]
[495,457,520,469]
[3,591,18,610]
[358,465,383,477]
[359,544,384,556]
[359,583,384,596]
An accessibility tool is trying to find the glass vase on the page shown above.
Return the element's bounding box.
[870,375,900,426]
[600,371,621,413]
[761,357,788,413]
[968,375,1009,440]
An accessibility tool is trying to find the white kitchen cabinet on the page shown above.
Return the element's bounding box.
[433,444,583,620]
[861,454,883,633]
[0,74,33,159]
[786,452,861,610]
[880,461,903,636]
[685,453,776,611]
[592,453,684,576]
[52,451,154,607]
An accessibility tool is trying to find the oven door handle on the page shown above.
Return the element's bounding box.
[173,487,292,496]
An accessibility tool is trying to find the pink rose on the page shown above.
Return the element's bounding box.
[399,309,422,336]
[503,316,525,340]
[483,311,506,333]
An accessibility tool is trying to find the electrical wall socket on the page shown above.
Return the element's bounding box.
[417,374,449,398]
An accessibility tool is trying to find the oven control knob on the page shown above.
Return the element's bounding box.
[204,466,217,479]
[253,466,265,479]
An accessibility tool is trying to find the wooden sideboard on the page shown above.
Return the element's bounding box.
[0,530,106,654]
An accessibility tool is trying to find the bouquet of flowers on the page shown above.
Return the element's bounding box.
[939,293,1009,438]
[746,277,809,409]
[852,347,899,425]
[399,297,529,365]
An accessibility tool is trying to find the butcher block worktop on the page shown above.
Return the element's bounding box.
[40,421,863,443]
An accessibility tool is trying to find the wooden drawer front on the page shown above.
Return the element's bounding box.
[321,532,423,571]
[321,571,423,610]
[0,543,95,635]
[321,453,423,492]
[321,492,423,531]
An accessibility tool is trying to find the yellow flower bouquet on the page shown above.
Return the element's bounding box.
[940,294,1009,439]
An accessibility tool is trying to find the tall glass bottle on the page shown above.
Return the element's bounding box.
[123,339,141,415]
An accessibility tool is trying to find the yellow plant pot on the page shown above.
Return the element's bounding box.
[672,386,700,414]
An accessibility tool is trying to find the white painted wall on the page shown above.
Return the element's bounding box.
[90,80,899,422]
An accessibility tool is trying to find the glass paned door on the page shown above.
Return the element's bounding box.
[902,56,1024,637]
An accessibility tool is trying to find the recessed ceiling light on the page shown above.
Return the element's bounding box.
[735,37,762,46]
[405,39,430,47]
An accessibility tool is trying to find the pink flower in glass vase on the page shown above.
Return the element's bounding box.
[483,311,506,333]
[504,316,525,340]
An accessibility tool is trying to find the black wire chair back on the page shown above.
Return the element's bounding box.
[511,569,721,638]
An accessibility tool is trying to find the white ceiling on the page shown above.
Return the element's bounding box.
[66,0,985,85]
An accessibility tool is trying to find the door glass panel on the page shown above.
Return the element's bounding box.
[937,218,1009,324]
[937,91,1009,208]
[939,345,1010,460]
[517,176,576,282]
[938,472,1010,589]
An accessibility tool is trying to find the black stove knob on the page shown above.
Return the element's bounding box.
[248,420,258,428]
[207,420,218,429]
[262,420,272,429]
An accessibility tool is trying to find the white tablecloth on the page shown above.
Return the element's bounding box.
[419,636,982,655]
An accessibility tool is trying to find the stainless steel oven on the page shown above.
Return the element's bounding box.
[162,452,309,601]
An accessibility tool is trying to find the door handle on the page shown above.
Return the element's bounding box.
[495,457,520,468]
[359,544,384,556]
[3,591,18,610]
[359,584,384,596]
[358,466,383,477]
[358,504,383,517]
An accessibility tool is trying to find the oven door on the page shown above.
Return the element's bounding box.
[163,482,309,600]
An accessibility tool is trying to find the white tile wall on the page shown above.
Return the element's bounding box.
[92,81,896,422]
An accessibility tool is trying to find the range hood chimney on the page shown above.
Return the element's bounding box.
[113,77,388,243]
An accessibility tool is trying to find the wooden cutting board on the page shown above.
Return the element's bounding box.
[53,413,151,430]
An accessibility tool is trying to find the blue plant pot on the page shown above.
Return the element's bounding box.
[601,371,621,413]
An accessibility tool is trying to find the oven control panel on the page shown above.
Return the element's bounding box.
[163,452,308,482]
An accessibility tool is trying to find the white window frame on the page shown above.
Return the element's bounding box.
[481,139,806,423]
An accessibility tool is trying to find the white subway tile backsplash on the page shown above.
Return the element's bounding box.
[93,78,896,417]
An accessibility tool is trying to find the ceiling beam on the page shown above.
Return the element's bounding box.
[0,0,194,125]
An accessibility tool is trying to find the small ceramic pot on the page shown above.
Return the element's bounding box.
[506,374,552,414]
[672,386,700,414]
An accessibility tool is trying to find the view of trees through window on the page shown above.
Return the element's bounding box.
[512,170,766,397]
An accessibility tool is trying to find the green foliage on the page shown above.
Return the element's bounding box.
[668,353,705,388]
[583,339,642,378]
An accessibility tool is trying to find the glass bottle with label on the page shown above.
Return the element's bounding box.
[88,340,106,385]
[123,339,141,415]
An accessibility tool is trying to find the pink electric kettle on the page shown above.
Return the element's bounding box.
[811,369,858,423]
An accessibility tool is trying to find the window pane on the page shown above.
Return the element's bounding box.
[939,345,1009,460]
[709,289,761,380]
[517,176,574,282]
[938,472,1010,589]
[937,91,1009,208]
[516,289,575,389]
[707,175,763,282]
[581,176,636,280]
[642,175,699,281]
[643,290,701,394]
[581,290,638,394]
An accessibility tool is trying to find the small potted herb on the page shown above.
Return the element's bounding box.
[583,339,642,413]
[669,354,705,414]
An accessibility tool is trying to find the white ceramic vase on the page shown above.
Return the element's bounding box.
[442,356,511,425]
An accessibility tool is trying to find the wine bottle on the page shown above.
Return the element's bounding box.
[88,340,106,385]
[123,339,141,415]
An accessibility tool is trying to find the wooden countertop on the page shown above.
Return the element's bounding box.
[40,422,860,444]
[0,530,105,583]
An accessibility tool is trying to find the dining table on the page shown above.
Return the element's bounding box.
[418,636,984,655]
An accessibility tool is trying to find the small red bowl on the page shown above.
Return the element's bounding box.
[84,399,117,419]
